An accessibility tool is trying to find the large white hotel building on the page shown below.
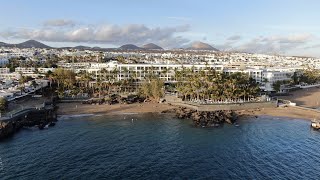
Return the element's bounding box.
[0,60,299,92]
[55,61,298,92]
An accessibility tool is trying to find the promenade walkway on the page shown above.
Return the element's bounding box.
[165,95,277,111]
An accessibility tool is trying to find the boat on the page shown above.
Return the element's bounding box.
[311,119,320,130]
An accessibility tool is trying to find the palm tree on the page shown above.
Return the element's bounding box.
[18,74,28,95]
[173,68,261,103]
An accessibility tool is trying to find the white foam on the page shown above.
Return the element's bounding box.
[119,113,139,115]
[58,114,95,119]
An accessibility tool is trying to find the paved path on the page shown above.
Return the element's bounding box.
[0,108,36,121]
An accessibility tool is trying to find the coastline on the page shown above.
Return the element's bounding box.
[57,102,320,121]
[57,86,320,121]
[57,102,175,115]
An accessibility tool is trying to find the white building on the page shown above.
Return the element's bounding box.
[37,68,56,74]
[224,68,264,84]
[52,61,299,92]
[0,68,10,74]
[0,73,21,80]
[261,69,294,91]
[14,67,39,78]
[224,67,295,91]
[84,61,224,82]
[15,67,36,74]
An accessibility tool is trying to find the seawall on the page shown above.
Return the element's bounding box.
[0,105,57,141]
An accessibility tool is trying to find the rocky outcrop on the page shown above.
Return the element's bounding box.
[161,108,177,114]
[175,107,238,127]
[0,121,15,140]
[0,103,57,141]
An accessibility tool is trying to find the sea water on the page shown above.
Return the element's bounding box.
[0,113,319,179]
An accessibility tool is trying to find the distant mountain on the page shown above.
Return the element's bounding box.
[118,44,142,50]
[16,40,51,49]
[0,40,51,49]
[141,43,163,50]
[0,42,8,46]
[73,45,92,50]
[0,42,14,48]
[187,41,219,51]
[0,40,221,52]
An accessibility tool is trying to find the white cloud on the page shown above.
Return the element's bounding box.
[43,19,76,27]
[227,35,242,41]
[222,33,316,54]
[0,23,191,48]
[261,34,313,44]
[304,44,320,50]
[2,20,318,56]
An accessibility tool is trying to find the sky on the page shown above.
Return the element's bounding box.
[0,0,320,57]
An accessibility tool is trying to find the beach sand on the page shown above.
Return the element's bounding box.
[277,87,320,108]
[57,102,175,115]
[57,88,320,121]
[57,102,320,121]
[237,106,319,121]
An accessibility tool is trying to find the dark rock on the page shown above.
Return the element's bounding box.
[0,121,15,140]
[175,107,238,128]
[0,102,58,140]
[161,108,176,114]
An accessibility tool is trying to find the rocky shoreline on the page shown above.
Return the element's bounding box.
[0,103,58,141]
[173,107,238,127]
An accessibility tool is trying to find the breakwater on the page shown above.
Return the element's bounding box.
[0,103,57,141]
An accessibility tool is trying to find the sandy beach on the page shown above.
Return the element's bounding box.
[277,87,320,108]
[57,88,320,121]
[57,102,320,121]
[237,87,320,120]
[237,106,319,121]
[57,102,175,115]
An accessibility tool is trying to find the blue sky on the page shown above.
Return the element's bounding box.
[1,0,320,56]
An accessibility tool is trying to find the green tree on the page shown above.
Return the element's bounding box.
[140,77,164,102]
[0,97,8,112]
